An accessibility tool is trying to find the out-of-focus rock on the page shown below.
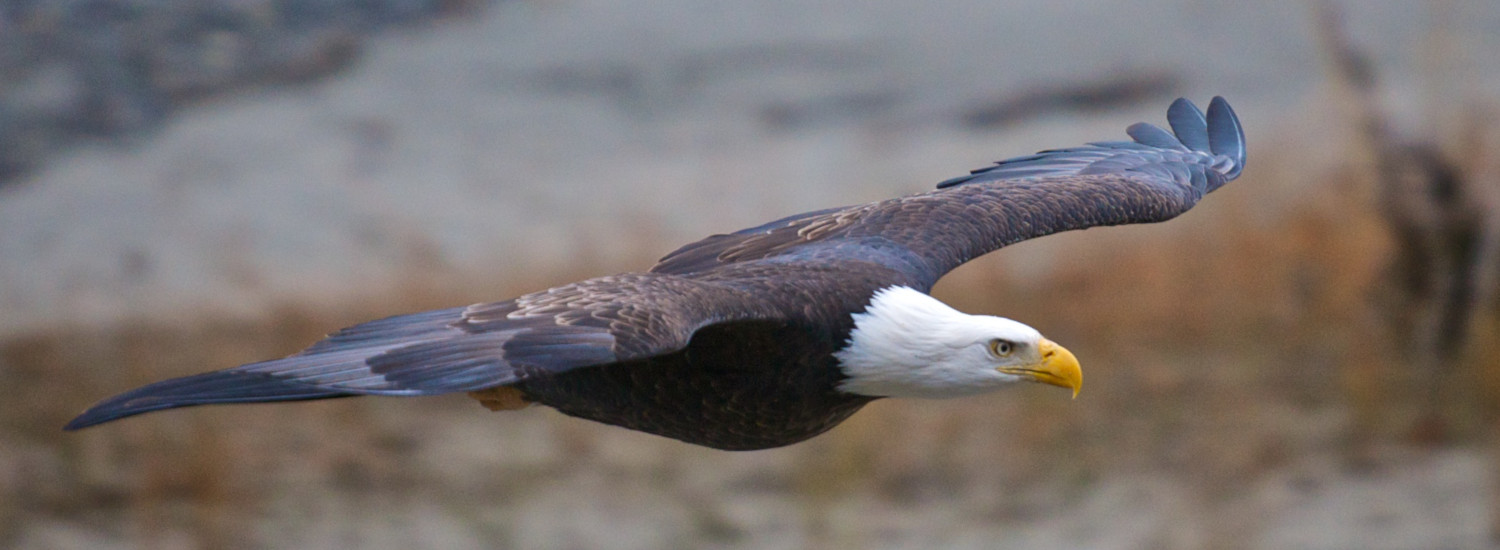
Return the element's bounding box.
[0,0,485,187]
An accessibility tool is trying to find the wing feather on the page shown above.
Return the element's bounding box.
[653,97,1246,280]
[1206,96,1246,180]
[66,275,768,429]
[1125,122,1188,150]
[1167,97,1211,152]
[936,97,1240,190]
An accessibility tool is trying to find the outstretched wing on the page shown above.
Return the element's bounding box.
[651,97,1245,287]
[65,274,769,429]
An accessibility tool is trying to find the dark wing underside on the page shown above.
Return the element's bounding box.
[651,97,1246,287]
[65,275,772,429]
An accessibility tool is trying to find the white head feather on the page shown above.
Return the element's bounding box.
[835,286,1061,399]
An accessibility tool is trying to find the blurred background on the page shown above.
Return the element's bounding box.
[3,0,1499,548]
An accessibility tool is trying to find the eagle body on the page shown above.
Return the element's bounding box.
[519,317,871,451]
[506,262,914,450]
[66,98,1246,451]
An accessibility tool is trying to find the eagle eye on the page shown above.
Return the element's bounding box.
[988,339,1014,357]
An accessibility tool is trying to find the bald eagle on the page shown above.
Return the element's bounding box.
[66,97,1245,450]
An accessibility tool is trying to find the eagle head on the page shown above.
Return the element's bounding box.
[834,286,1081,399]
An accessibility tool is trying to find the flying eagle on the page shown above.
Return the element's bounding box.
[66,97,1245,450]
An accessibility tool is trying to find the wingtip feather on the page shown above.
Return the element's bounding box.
[1166,98,1211,153]
[1125,122,1185,150]
[1206,96,1245,178]
[63,370,351,430]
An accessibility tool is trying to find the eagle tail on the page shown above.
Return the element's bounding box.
[63,370,352,430]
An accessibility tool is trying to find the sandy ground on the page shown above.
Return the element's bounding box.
[5,0,1500,548]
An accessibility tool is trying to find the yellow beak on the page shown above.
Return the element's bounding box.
[1003,338,1082,398]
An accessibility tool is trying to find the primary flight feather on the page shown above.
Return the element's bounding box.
[67,97,1245,450]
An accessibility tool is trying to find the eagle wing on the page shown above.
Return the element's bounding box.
[64,274,771,429]
[651,97,1245,287]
